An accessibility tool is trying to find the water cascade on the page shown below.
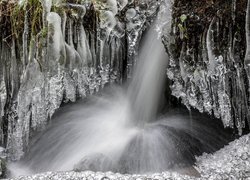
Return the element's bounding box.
[129,25,168,126]
[8,12,232,178]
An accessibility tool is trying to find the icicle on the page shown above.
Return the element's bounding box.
[100,10,117,37]
[89,32,97,68]
[112,20,125,38]
[61,11,67,40]
[117,0,128,10]
[206,18,216,75]
[126,8,137,21]
[44,0,52,13]
[0,47,6,145]
[99,40,105,72]
[40,0,52,25]
[28,38,36,64]
[245,0,250,129]
[155,0,173,38]
[245,0,250,75]
[65,19,79,70]
[47,12,66,67]
[52,0,62,7]
[232,0,236,25]
[0,98,2,144]
[93,0,118,15]
[179,44,188,83]
[22,7,29,68]
[77,25,92,66]
[10,40,19,99]
[216,18,220,40]
[66,3,86,20]
[47,12,62,60]
[105,0,118,15]
[68,19,74,47]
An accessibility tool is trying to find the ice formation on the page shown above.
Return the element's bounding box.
[0,0,160,160]
[164,1,250,134]
[99,10,117,35]
[39,0,52,14]
[245,0,250,70]
[117,0,128,10]
[47,12,65,64]
[196,134,250,179]
[126,8,137,21]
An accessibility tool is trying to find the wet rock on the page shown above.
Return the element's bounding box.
[73,153,115,172]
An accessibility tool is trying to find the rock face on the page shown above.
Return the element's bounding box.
[0,0,160,160]
[163,0,250,134]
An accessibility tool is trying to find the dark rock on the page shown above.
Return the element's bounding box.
[73,153,115,172]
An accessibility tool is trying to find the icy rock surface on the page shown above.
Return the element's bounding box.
[7,134,250,180]
[0,0,159,160]
[196,133,250,179]
[163,1,250,134]
[125,1,161,78]
[0,49,6,143]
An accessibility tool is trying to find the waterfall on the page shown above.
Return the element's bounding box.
[8,2,231,178]
[129,24,168,126]
[8,21,169,176]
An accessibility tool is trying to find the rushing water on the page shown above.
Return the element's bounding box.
[9,23,233,177]
[129,25,168,126]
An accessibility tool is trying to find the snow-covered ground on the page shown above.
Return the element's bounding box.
[8,133,250,180]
